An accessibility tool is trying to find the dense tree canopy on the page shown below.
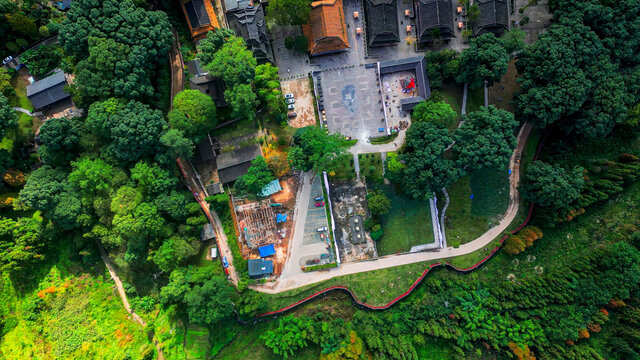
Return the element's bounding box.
[235,156,274,196]
[411,98,457,129]
[0,216,44,274]
[59,0,172,104]
[516,0,640,140]
[266,0,312,26]
[402,122,458,198]
[168,90,217,143]
[457,33,509,89]
[523,161,585,209]
[454,106,518,172]
[424,50,459,89]
[288,126,350,173]
[160,129,194,160]
[0,94,17,140]
[85,99,167,163]
[19,165,70,213]
[501,28,526,54]
[198,28,235,66]
[38,117,81,167]
[254,63,287,120]
[204,36,257,87]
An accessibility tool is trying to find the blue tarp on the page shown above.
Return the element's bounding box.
[276,213,288,223]
[259,179,282,197]
[258,244,276,257]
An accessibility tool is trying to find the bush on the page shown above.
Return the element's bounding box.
[6,42,19,52]
[16,39,28,48]
[302,262,338,272]
[293,35,308,53]
[284,36,294,49]
[371,228,384,241]
[38,26,50,37]
[2,169,26,187]
[503,226,543,255]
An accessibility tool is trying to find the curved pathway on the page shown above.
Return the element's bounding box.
[252,123,533,294]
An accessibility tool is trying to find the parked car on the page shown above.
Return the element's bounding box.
[2,56,13,65]
[286,98,295,104]
[222,256,229,268]
[314,195,324,201]
[315,202,325,207]
[285,93,294,99]
[317,227,328,232]
[287,104,295,110]
[287,112,297,118]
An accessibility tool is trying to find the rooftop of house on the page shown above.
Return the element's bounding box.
[216,145,261,183]
[248,258,274,278]
[415,0,454,43]
[302,0,350,56]
[365,0,400,47]
[473,0,509,37]
[226,2,274,63]
[26,69,71,110]
[180,0,220,40]
[379,56,431,100]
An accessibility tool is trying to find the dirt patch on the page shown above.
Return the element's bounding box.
[329,179,378,262]
[281,77,316,128]
[488,60,520,113]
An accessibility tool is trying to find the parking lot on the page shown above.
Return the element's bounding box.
[302,175,331,246]
[281,78,316,128]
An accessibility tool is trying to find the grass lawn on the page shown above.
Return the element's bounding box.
[466,86,485,113]
[358,152,383,180]
[488,59,520,112]
[438,176,488,247]
[331,154,355,180]
[375,184,435,256]
[9,73,34,111]
[469,167,510,220]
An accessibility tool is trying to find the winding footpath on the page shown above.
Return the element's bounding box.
[252,123,533,294]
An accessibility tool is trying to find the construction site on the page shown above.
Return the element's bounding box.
[231,176,299,277]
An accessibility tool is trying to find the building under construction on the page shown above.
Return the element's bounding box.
[235,200,278,249]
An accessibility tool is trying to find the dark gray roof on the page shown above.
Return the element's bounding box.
[187,60,227,107]
[219,162,252,183]
[201,223,216,241]
[184,0,211,28]
[206,182,224,195]
[473,0,509,37]
[379,56,431,100]
[26,70,71,109]
[400,96,425,111]
[415,0,454,43]
[365,0,399,47]
[216,144,261,169]
[195,136,217,163]
[248,259,273,278]
[224,0,251,12]
[226,3,274,63]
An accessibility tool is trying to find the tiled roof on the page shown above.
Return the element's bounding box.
[473,0,509,37]
[226,2,274,63]
[302,0,350,56]
[26,70,71,109]
[415,0,454,43]
[181,0,220,40]
[365,0,399,47]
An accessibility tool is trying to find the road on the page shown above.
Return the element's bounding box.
[168,30,239,285]
[252,123,533,293]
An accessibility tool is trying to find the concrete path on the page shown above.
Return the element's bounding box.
[252,123,533,293]
[353,153,360,179]
[484,81,489,108]
[280,172,314,281]
[380,152,387,175]
[429,196,442,248]
[440,188,450,248]
[461,82,468,115]
[348,129,406,154]
[13,107,42,116]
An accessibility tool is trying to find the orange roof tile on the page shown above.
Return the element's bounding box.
[180,0,220,40]
[302,0,350,55]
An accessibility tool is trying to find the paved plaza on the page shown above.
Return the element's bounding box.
[317,66,384,140]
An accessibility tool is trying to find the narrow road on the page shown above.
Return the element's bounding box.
[168,28,239,285]
[252,123,533,293]
[353,153,360,179]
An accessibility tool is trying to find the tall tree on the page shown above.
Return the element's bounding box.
[402,122,458,198]
[288,126,350,173]
[184,275,234,326]
[68,157,114,195]
[130,161,177,196]
[235,156,275,196]
[204,36,257,87]
[168,90,217,143]
[411,99,457,129]
[266,0,312,26]
[38,117,81,167]
[0,68,14,97]
[19,165,69,213]
[254,63,287,120]
[0,217,44,274]
[522,161,585,209]
[501,28,526,54]
[457,33,509,89]
[0,94,18,140]
[225,84,257,123]
[198,28,235,66]
[454,106,518,172]
[160,129,195,159]
[85,99,167,163]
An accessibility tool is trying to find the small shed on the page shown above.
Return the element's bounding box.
[201,223,216,241]
[206,182,224,196]
[258,244,276,258]
[259,179,282,197]
[248,259,274,278]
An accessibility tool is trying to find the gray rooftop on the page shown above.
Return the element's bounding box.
[365,0,399,47]
[26,70,71,110]
[379,56,431,100]
[216,144,261,170]
[226,2,274,63]
[415,0,454,43]
[224,0,251,12]
[473,0,509,37]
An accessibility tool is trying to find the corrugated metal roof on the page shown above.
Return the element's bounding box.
[26,70,66,96]
[259,179,282,197]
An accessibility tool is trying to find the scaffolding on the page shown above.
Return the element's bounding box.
[235,200,278,249]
